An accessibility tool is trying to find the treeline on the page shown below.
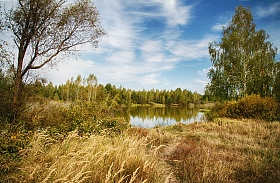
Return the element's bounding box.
[31,74,204,106]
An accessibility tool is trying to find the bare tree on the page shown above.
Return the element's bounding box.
[4,0,106,120]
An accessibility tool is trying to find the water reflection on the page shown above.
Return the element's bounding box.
[129,106,204,128]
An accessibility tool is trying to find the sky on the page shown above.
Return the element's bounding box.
[1,0,280,94]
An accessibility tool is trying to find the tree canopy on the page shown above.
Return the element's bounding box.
[206,5,278,101]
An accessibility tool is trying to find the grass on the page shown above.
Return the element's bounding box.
[1,118,280,182]
[17,130,170,183]
[162,119,280,182]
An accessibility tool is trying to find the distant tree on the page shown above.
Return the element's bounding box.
[74,75,82,100]
[3,0,106,121]
[206,5,278,101]
[86,74,98,102]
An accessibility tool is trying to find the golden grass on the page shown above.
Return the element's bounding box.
[18,129,170,183]
[5,118,280,183]
[162,119,280,182]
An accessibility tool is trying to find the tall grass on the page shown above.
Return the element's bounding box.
[163,119,280,182]
[17,129,170,183]
[2,118,279,182]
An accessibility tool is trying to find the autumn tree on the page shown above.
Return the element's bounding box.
[206,5,278,101]
[3,0,106,121]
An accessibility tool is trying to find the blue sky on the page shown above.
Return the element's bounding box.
[1,0,280,94]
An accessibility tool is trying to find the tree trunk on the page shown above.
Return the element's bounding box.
[13,76,21,122]
[13,51,24,122]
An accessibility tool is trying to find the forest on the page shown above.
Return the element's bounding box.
[29,75,203,106]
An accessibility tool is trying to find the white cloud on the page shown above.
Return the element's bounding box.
[47,0,212,91]
[141,40,162,53]
[126,0,192,27]
[140,73,161,85]
[211,12,232,32]
[94,0,139,54]
[211,22,226,32]
[198,68,209,76]
[168,35,218,60]
[255,2,280,18]
[48,59,95,85]
[195,78,208,85]
[141,40,164,63]
[86,0,199,87]
[159,0,192,26]
[107,51,135,64]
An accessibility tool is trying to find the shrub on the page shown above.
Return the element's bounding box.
[20,100,130,136]
[205,102,226,121]
[0,124,33,182]
[0,72,14,124]
[206,95,279,121]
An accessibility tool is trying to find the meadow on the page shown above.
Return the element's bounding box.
[2,117,279,182]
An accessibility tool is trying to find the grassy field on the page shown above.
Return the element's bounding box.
[2,118,280,182]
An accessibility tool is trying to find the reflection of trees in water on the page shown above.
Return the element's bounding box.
[129,107,201,122]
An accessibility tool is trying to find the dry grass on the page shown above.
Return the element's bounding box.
[162,119,280,183]
[4,118,280,183]
[17,129,171,183]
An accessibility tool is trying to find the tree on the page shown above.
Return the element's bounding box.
[74,75,82,100]
[274,62,280,112]
[86,74,98,102]
[206,5,278,101]
[4,0,106,120]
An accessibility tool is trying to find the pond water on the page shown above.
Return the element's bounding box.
[129,106,205,128]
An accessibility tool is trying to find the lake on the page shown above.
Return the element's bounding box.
[129,106,205,128]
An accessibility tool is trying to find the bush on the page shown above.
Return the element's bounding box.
[205,102,226,121]
[206,95,279,121]
[0,72,14,123]
[20,100,130,136]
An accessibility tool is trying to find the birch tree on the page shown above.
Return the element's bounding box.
[86,74,97,102]
[207,5,278,101]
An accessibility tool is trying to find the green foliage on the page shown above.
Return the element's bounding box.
[0,72,14,123]
[20,100,130,136]
[274,62,280,103]
[0,123,33,182]
[206,95,279,121]
[207,5,278,101]
[205,102,225,121]
[30,74,204,106]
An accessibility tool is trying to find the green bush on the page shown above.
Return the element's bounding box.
[205,102,226,121]
[206,95,279,121]
[20,100,130,136]
[0,72,14,123]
